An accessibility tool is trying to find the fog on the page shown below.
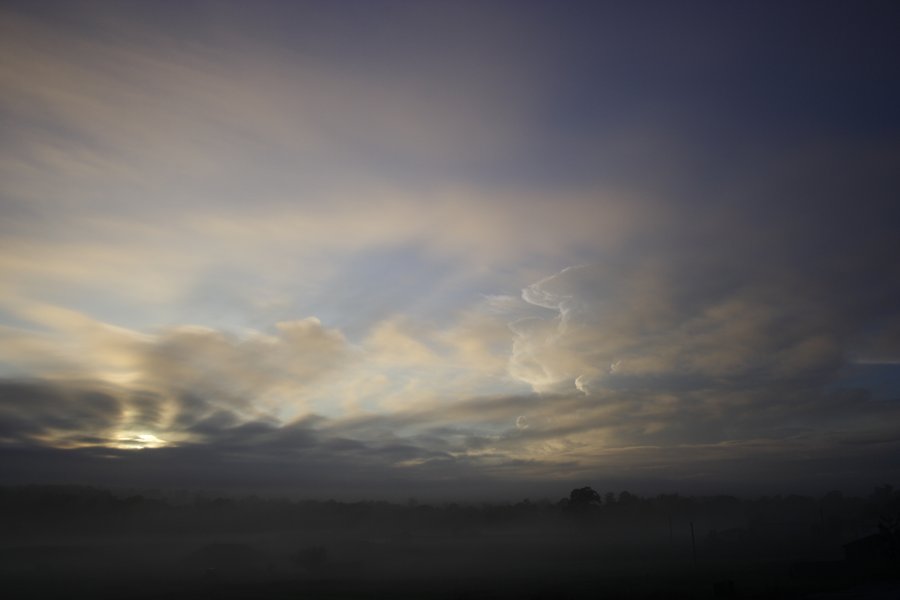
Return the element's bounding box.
[3,484,898,599]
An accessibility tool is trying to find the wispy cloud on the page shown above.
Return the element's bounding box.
[1,1,899,495]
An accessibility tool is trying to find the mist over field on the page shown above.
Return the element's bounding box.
[2,484,899,599]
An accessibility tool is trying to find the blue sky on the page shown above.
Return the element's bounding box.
[1,0,899,499]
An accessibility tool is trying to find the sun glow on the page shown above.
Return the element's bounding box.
[114,432,167,450]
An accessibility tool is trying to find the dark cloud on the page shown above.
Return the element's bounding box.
[1,373,898,499]
[0,380,122,446]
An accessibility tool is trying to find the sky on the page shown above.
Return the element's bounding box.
[1,0,899,500]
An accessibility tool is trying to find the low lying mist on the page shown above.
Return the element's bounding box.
[2,484,898,599]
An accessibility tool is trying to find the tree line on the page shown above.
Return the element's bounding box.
[2,484,897,542]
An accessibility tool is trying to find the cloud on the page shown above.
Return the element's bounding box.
[487,225,900,486]
[0,306,353,438]
[1,1,899,496]
[0,0,658,342]
[0,380,123,447]
[509,242,895,396]
[140,318,349,406]
[2,375,898,498]
[0,293,525,447]
[2,235,898,493]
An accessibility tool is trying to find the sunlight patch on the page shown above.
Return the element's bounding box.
[114,432,168,450]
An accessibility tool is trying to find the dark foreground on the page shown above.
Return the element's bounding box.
[2,485,899,599]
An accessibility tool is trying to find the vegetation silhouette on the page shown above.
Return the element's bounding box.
[568,486,602,510]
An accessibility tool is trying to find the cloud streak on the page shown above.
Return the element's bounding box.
[1,1,899,496]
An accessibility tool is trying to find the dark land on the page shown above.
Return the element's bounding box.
[2,484,899,599]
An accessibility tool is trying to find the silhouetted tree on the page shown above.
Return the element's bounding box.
[569,486,601,511]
